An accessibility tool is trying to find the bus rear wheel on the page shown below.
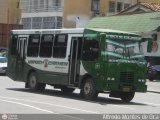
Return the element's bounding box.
[61,86,75,93]
[120,91,135,102]
[80,78,98,100]
[28,72,46,92]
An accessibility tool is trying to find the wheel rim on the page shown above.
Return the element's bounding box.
[84,82,92,95]
[29,75,36,88]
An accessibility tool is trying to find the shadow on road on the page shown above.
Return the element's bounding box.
[6,88,148,106]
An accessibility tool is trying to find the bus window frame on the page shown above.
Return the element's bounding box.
[27,34,40,57]
[52,34,68,58]
[39,34,54,58]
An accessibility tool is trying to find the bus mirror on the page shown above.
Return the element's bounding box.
[147,38,153,53]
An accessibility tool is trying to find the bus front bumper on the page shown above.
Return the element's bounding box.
[103,82,147,92]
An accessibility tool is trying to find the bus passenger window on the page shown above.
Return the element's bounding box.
[82,40,99,61]
[53,34,68,58]
[27,35,40,57]
[39,35,53,57]
[11,35,18,55]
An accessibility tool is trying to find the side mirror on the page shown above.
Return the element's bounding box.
[147,38,153,53]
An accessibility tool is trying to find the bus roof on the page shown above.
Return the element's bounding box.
[85,28,140,37]
[11,28,84,34]
[11,28,140,37]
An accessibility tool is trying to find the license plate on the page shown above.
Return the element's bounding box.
[122,87,130,92]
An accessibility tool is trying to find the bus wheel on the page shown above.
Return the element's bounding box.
[28,72,46,92]
[61,86,75,93]
[80,78,98,100]
[120,92,135,103]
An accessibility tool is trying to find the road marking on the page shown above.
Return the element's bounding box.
[0,98,84,120]
[0,96,98,114]
[0,98,54,113]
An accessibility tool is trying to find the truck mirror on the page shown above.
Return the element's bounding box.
[147,38,153,53]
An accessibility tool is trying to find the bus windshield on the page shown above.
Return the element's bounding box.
[103,39,144,62]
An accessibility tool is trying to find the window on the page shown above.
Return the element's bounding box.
[43,17,55,29]
[82,40,99,61]
[39,35,54,57]
[109,1,115,12]
[27,35,40,57]
[32,17,42,29]
[53,34,68,58]
[17,1,20,8]
[91,0,100,12]
[22,18,31,29]
[56,17,62,29]
[117,2,122,12]
[11,35,18,55]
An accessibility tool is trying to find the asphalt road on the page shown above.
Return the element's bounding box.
[0,76,160,120]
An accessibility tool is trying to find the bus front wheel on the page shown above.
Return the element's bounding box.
[120,91,135,102]
[80,78,98,100]
[28,72,46,92]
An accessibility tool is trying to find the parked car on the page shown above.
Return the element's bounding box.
[0,47,7,52]
[0,57,7,74]
[147,65,160,81]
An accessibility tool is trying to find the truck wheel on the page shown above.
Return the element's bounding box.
[61,86,75,93]
[28,72,46,92]
[80,77,98,100]
[120,92,135,102]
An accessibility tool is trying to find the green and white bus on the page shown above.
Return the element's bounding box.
[7,28,147,102]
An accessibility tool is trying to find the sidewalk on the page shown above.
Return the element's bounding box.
[146,80,160,94]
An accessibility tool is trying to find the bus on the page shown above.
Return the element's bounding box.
[7,28,147,102]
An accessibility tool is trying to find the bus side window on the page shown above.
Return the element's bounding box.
[82,40,99,61]
[53,34,68,58]
[11,35,18,55]
[27,34,40,57]
[39,34,54,57]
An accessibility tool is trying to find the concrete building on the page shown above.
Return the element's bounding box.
[64,0,137,28]
[20,0,63,29]
[0,0,21,24]
[0,0,21,47]
[20,0,160,29]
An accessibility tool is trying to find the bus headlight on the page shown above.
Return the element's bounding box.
[111,78,115,80]
[138,79,146,82]
[107,77,115,81]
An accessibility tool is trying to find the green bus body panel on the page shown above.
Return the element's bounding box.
[82,29,147,92]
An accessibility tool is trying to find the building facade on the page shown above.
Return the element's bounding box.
[20,0,63,29]
[64,0,137,28]
[0,0,21,47]
[0,0,21,24]
[20,0,160,29]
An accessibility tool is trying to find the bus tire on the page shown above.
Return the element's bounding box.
[61,86,75,93]
[28,72,46,92]
[120,92,135,103]
[80,77,98,100]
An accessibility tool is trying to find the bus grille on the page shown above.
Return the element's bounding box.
[120,72,134,83]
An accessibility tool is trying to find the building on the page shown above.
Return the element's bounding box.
[138,0,160,4]
[0,0,22,47]
[64,0,160,28]
[20,0,160,29]
[64,0,137,28]
[117,2,160,15]
[20,0,63,29]
[0,0,21,24]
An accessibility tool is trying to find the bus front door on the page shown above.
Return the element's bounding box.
[16,36,27,81]
[69,37,82,86]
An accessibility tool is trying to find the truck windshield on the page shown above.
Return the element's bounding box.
[103,39,144,62]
